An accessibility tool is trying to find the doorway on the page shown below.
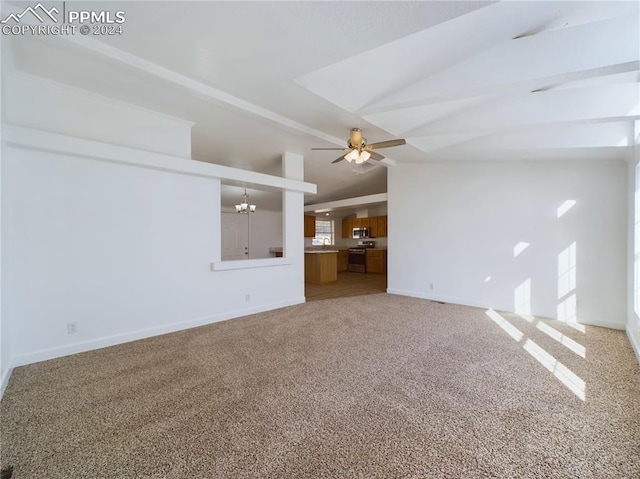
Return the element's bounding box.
[305,271,387,301]
[221,213,249,260]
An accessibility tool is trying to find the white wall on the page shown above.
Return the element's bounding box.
[627,124,640,361]
[0,115,6,397]
[388,160,627,329]
[0,74,310,385]
[3,145,305,367]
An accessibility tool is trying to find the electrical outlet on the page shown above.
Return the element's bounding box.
[67,322,78,334]
[245,294,251,302]
[429,283,434,290]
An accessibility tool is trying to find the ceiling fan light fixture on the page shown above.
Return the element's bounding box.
[312,128,405,165]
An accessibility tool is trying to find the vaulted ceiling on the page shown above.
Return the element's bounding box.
[2,1,639,211]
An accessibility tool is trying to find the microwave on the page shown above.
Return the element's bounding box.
[353,228,370,238]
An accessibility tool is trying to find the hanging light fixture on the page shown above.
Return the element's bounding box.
[343,149,371,164]
[235,189,256,214]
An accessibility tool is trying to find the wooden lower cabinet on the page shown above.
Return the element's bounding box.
[366,249,387,274]
[337,249,348,272]
[305,252,338,284]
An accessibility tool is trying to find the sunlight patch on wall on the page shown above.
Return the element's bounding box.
[557,241,583,332]
[558,242,576,299]
[514,278,531,316]
[556,200,576,218]
[513,241,530,257]
[523,339,585,401]
[557,294,585,332]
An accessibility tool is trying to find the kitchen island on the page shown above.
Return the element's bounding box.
[304,250,338,284]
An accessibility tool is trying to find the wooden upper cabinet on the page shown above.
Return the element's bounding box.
[342,220,353,238]
[378,216,387,237]
[304,215,316,237]
[341,215,388,238]
[369,216,379,237]
[368,216,388,238]
[342,219,353,238]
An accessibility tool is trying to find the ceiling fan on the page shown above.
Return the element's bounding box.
[312,128,406,164]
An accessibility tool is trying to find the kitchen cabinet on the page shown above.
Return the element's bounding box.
[366,249,387,274]
[342,219,353,238]
[304,215,316,237]
[305,251,338,284]
[337,249,348,272]
[342,215,388,238]
[370,216,387,238]
[369,217,379,237]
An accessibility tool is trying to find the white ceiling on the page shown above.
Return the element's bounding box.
[3,1,639,213]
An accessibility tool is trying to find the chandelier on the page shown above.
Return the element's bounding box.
[235,189,256,214]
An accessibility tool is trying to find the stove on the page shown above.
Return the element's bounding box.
[347,241,376,272]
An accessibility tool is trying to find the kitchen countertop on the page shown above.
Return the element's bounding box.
[270,247,347,253]
[270,246,385,253]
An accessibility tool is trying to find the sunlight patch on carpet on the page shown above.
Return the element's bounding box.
[524,339,586,401]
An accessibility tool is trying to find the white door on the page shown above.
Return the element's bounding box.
[222,213,249,260]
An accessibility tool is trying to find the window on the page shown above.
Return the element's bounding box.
[312,219,334,245]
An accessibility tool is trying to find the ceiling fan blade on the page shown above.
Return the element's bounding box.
[311,147,348,151]
[332,156,346,164]
[368,151,385,161]
[366,139,406,149]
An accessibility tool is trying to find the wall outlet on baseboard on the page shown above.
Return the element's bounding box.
[245,294,251,302]
[429,283,434,290]
[67,322,78,334]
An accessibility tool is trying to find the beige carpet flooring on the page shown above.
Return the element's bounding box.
[1,294,639,478]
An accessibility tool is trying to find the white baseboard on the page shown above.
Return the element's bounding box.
[0,366,13,401]
[10,297,305,369]
[627,326,640,365]
[386,288,491,310]
[578,318,626,331]
[386,288,627,330]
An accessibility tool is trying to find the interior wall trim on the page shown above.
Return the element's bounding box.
[627,326,640,365]
[9,297,306,371]
[2,124,317,195]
